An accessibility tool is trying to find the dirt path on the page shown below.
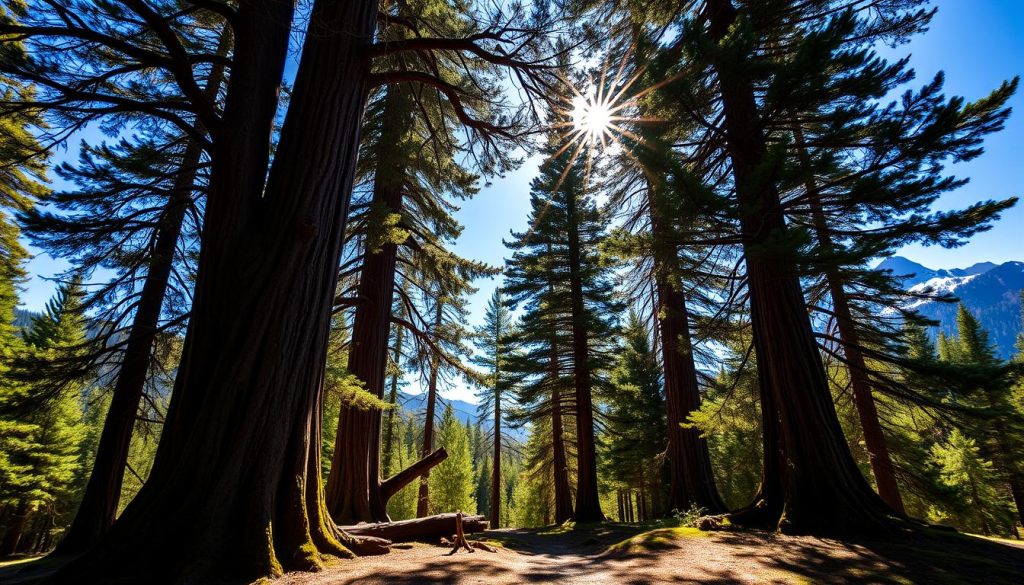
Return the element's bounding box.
[276,524,1024,585]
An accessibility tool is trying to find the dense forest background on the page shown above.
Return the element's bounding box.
[0,0,1023,583]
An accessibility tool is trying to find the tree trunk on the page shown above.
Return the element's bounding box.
[0,502,28,556]
[54,1,387,581]
[566,189,603,523]
[490,384,502,528]
[651,247,726,515]
[416,302,444,518]
[550,349,574,524]
[706,0,894,534]
[380,448,448,500]
[792,123,905,515]
[55,31,232,557]
[326,85,412,524]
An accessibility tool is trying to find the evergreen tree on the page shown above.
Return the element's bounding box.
[475,457,492,521]
[505,85,621,521]
[428,404,476,514]
[471,288,517,528]
[601,311,667,515]
[1,280,88,554]
[942,305,1024,530]
[930,429,1014,535]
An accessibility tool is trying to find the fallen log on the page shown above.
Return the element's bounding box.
[339,513,488,543]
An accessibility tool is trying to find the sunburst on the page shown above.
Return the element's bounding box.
[546,47,678,192]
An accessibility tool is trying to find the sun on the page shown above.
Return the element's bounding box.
[572,92,614,145]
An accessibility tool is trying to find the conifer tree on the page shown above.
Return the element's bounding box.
[429,404,476,514]
[1,280,88,554]
[601,311,667,516]
[471,288,516,528]
[3,0,550,578]
[942,305,1024,528]
[505,91,621,521]
[930,429,1014,535]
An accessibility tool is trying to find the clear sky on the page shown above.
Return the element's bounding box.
[15,2,1024,403]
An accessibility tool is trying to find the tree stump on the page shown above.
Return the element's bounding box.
[447,511,475,555]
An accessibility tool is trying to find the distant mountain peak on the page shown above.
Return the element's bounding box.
[877,258,1023,359]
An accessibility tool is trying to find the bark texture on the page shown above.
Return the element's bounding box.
[51,1,384,581]
[646,182,726,515]
[566,187,602,522]
[706,0,895,534]
[326,86,412,524]
[54,31,232,556]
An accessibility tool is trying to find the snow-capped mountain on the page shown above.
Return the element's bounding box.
[875,256,1024,358]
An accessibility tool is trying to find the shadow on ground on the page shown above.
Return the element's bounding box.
[4,522,1023,584]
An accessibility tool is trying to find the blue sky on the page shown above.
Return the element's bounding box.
[15,2,1024,403]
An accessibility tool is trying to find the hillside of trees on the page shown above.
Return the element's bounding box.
[1,1,1023,584]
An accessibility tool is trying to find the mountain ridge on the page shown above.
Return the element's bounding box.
[875,256,1023,358]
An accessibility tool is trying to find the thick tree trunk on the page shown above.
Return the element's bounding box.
[326,86,412,524]
[490,387,502,528]
[792,123,905,515]
[339,513,487,542]
[55,32,232,556]
[706,0,894,534]
[53,1,386,581]
[566,191,603,523]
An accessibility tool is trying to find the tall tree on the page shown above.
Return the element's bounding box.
[471,288,516,528]
[1,280,88,555]
[601,311,667,517]
[505,96,620,521]
[28,28,233,554]
[3,0,550,579]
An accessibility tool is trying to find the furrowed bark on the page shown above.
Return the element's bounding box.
[326,85,413,524]
[51,0,383,581]
[55,29,233,557]
[706,0,895,534]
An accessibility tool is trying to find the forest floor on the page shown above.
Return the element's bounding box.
[276,521,1024,585]
[3,522,1023,584]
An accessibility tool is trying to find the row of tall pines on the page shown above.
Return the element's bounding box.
[0,0,1021,583]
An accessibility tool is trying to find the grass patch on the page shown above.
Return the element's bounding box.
[606,526,710,555]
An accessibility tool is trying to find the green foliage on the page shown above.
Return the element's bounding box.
[929,430,1015,534]
[385,414,420,521]
[600,311,665,501]
[428,404,476,514]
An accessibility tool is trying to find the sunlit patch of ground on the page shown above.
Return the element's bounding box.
[272,521,1024,585]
